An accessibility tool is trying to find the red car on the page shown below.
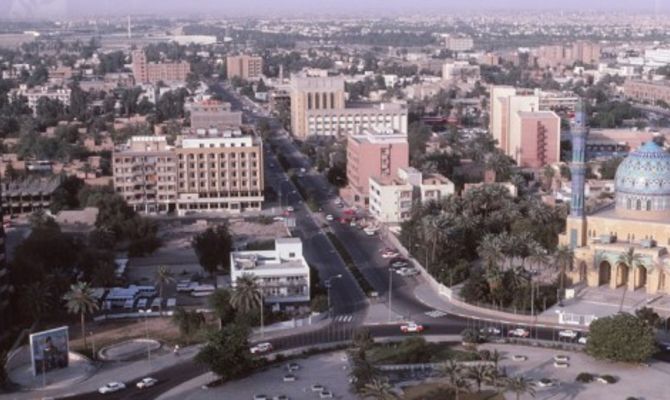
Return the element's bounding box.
[400,322,424,333]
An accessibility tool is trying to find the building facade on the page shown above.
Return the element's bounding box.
[189,100,243,130]
[443,35,474,52]
[230,238,310,305]
[561,101,670,295]
[175,130,264,215]
[305,102,408,137]
[290,75,346,138]
[226,55,264,80]
[624,80,670,105]
[516,111,561,169]
[113,136,177,214]
[369,167,455,224]
[11,84,71,113]
[131,50,190,84]
[343,129,409,207]
[1,176,61,217]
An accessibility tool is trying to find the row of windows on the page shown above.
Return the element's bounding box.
[180,162,258,169]
[179,181,260,188]
[179,171,258,179]
[178,152,257,160]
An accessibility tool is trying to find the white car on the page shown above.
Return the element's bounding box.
[286,206,294,212]
[578,336,588,345]
[400,322,425,333]
[326,214,334,221]
[537,378,556,387]
[553,361,570,368]
[396,267,419,277]
[98,382,126,394]
[136,377,157,389]
[480,327,501,336]
[250,342,273,354]
[558,330,578,340]
[283,374,297,382]
[508,328,530,338]
[311,384,325,392]
[553,355,570,362]
[512,355,527,361]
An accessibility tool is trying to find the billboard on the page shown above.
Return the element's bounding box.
[29,326,69,376]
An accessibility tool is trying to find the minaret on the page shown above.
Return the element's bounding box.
[565,99,589,248]
[570,99,588,218]
[127,16,132,39]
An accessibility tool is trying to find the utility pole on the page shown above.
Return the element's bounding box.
[388,270,393,322]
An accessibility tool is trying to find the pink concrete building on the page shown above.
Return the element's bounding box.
[342,130,409,207]
[517,111,561,169]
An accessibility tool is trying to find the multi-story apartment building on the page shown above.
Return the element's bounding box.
[226,55,264,80]
[175,130,264,215]
[290,75,346,138]
[623,80,670,105]
[443,34,474,52]
[230,238,310,305]
[305,102,408,137]
[113,136,177,214]
[534,41,601,68]
[490,86,572,169]
[189,100,243,130]
[0,181,9,340]
[442,61,480,82]
[10,84,71,113]
[369,167,455,224]
[343,129,409,207]
[131,50,191,84]
[1,175,61,217]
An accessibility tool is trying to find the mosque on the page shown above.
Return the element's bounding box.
[561,101,670,295]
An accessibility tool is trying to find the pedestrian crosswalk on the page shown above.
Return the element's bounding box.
[424,310,448,318]
[334,314,354,323]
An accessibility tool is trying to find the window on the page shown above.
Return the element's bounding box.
[636,199,642,210]
[647,200,652,211]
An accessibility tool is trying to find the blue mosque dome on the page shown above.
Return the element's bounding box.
[615,140,670,215]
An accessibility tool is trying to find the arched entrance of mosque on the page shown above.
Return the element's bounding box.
[598,261,611,286]
[615,263,629,288]
[634,265,647,290]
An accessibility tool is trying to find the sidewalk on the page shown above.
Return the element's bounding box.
[413,281,584,330]
[6,345,202,400]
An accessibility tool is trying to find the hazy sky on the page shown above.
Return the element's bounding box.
[1,0,667,19]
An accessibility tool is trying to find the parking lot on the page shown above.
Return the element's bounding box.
[173,351,356,400]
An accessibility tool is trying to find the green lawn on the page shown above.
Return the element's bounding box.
[403,383,503,400]
[367,339,480,364]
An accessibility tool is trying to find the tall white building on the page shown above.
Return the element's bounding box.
[230,238,310,305]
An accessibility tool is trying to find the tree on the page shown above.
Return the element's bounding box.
[617,247,644,311]
[352,328,374,353]
[361,377,398,400]
[63,282,99,349]
[587,313,656,363]
[155,265,174,316]
[553,245,574,295]
[20,281,53,322]
[439,359,462,386]
[230,274,262,314]
[505,376,535,400]
[636,306,660,328]
[466,364,493,392]
[195,323,257,380]
[310,294,328,313]
[452,376,471,400]
[192,224,233,288]
[172,307,205,344]
[209,288,236,329]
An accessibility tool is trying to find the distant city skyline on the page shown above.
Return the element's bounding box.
[0,0,668,19]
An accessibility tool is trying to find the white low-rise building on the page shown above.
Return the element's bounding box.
[230,238,310,305]
[369,167,455,224]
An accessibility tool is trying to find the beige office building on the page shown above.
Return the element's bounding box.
[624,80,670,105]
[189,100,243,130]
[175,130,264,215]
[290,75,346,138]
[226,55,264,80]
[131,50,191,84]
[113,136,177,214]
[305,102,408,137]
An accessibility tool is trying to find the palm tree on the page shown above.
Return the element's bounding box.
[478,235,505,270]
[553,245,574,296]
[466,364,493,392]
[154,265,175,316]
[490,349,505,370]
[439,359,462,386]
[505,375,535,400]
[360,377,399,400]
[617,247,644,311]
[20,281,53,322]
[452,376,471,400]
[63,282,99,349]
[230,274,262,313]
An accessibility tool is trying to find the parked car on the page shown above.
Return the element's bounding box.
[319,391,334,399]
[273,395,289,400]
[325,214,334,221]
[286,206,294,212]
[508,328,530,338]
[400,322,425,333]
[558,330,578,340]
[286,362,300,372]
[389,258,409,270]
[396,267,419,277]
[537,378,556,387]
[136,377,157,389]
[553,355,570,362]
[253,395,268,400]
[283,374,297,382]
[512,355,527,361]
[553,361,570,368]
[98,382,126,394]
[480,326,501,336]
[578,336,588,345]
[380,248,399,258]
[250,342,273,354]
[311,384,325,392]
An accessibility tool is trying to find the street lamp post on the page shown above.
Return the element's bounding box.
[139,309,151,367]
[326,274,343,318]
[388,269,393,322]
[89,331,96,360]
